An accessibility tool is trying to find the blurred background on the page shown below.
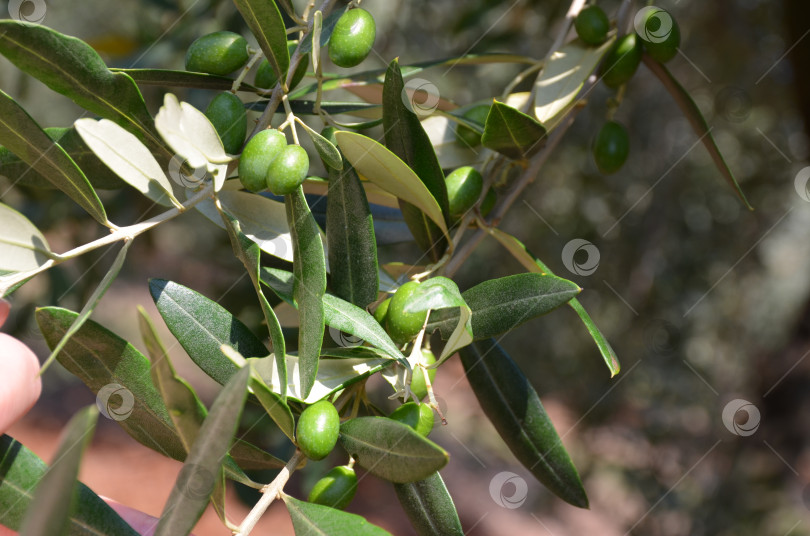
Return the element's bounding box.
[2,0,810,534]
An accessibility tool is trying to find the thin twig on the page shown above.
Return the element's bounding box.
[235,450,304,536]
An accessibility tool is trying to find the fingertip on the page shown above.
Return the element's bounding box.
[0,299,9,328]
[0,334,42,434]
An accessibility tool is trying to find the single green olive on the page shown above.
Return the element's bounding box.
[600,33,643,89]
[373,297,391,325]
[205,92,246,155]
[574,5,610,46]
[238,129,287,192]
[446,166,484,218]
[480,187,496,218]
[593,121,629,174]
[389,402,435,437]
[454,104,490,148]
[265,144,309,196]
[296,400,340,461]
[255,41,309,90]
[636,7,680,63]
[386,281,427,346]
[185,31,249,76]
[308,465,358,510]
[328,8,376,68]
[409,349,437,401]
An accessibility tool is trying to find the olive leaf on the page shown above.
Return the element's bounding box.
[0,202,53,273]
[19,406,98,536]
[283,493,393,536]
[420,114,486,170]
[485,227,620,376]
[393,472,464,536]
[482,101,547,160]
[338,417,449,483]
[0,435,140,535]
[112,68,261,93]
[459,339,588,508]
[0,90,108,226]
[298,120,343,171]
[232,0,289,85]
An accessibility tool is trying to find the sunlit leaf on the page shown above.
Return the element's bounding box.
[0,202,52,273]
[232,0,289,86]
[283,493,392,535]
[482,101,547,160]
[393,472,464,536]
[112,68,260,93]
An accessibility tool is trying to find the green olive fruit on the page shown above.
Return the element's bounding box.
[328,8,376,68]
[296,400,340,461]
[446,166,484,218]
[255,41,309,90]
[238,129,287,192]
[308,465,358,510]
[409,349,437,401]
[265,144,309,196]
[593,121,629,174]
[373,297,391,325]
[389,402,435,437]
[454,104,490,148]
[480,187,496,218]
[574,5,610,46]
[185,31,249,76]
[600,34,642,89]
[321,126,338,146]
[205,92,247,155]
[636,8,680,63]
[386,281,427,346]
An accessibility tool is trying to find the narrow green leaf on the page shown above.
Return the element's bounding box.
[325,156,379,307]
[75,118,180,207]
[322,294,403,361]
[0,435,140,535]
[112,68,261,93]
[299,121,343,171]
[0,202,52,273]
[533,37,615,129]
[283,493,393,536]
[459,339,588,508]
[482,101,547,160]
[486,227,620,376]
[232,0,289,85]
[259,266,296,305]
[0,126,126,191]
[0,21,162,150]
[382,59,449,261]
[0,90,108,225]
[249,374,296,442]
[155,367,250,536]
[19,406,98,536]
[286,186,327,398]
[40,240,132,374]
[335,131,449,243]
[643,56,753,209]
[393,472,464,536]
[219,208,287,399]
[299,5,349,54]
[428,273,580,341]
[338,417,449,483]
[149,278,268,386]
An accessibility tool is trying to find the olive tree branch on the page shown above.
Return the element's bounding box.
[235,450,305,536]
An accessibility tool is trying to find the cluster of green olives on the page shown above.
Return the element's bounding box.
[573,5,680,174]
[237,129,310,195]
